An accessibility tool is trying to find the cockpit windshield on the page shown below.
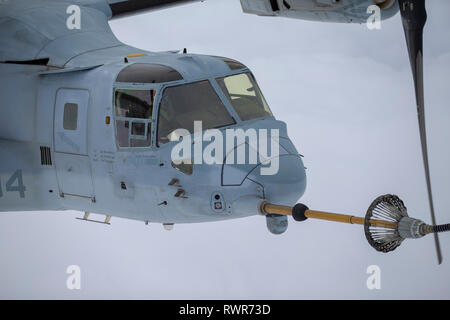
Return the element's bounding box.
[216,73,273,121]
[157,80,235,145]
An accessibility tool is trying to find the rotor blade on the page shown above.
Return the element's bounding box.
[398,0,442,264]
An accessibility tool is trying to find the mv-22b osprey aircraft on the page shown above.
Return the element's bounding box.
[0,0,449,263]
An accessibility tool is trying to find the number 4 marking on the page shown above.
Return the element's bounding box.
[0,170,26,198]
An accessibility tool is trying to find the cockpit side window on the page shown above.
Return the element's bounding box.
[157,80,235,145]
[115,89,155,148]
[216,73,273,121]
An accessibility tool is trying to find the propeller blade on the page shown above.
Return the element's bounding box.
[398,0,442,264]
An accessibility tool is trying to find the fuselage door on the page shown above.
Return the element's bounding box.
[53,88,95,200]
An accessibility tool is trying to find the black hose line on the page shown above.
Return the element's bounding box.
[432,223,450,233]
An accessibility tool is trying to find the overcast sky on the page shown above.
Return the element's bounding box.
[1,0,449,299]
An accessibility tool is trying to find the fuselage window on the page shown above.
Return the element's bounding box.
[63,103,78,130]
[216,73,273,121]
[115,89,155,148]
[157,80,235,145]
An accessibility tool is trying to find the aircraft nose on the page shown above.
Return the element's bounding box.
[221,134,307,206]
[247,153,307,206]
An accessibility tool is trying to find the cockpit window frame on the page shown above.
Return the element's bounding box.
[113,66,270,151]
[213,71,274,123]
[113,86,161,151]
[155,78,238,148]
